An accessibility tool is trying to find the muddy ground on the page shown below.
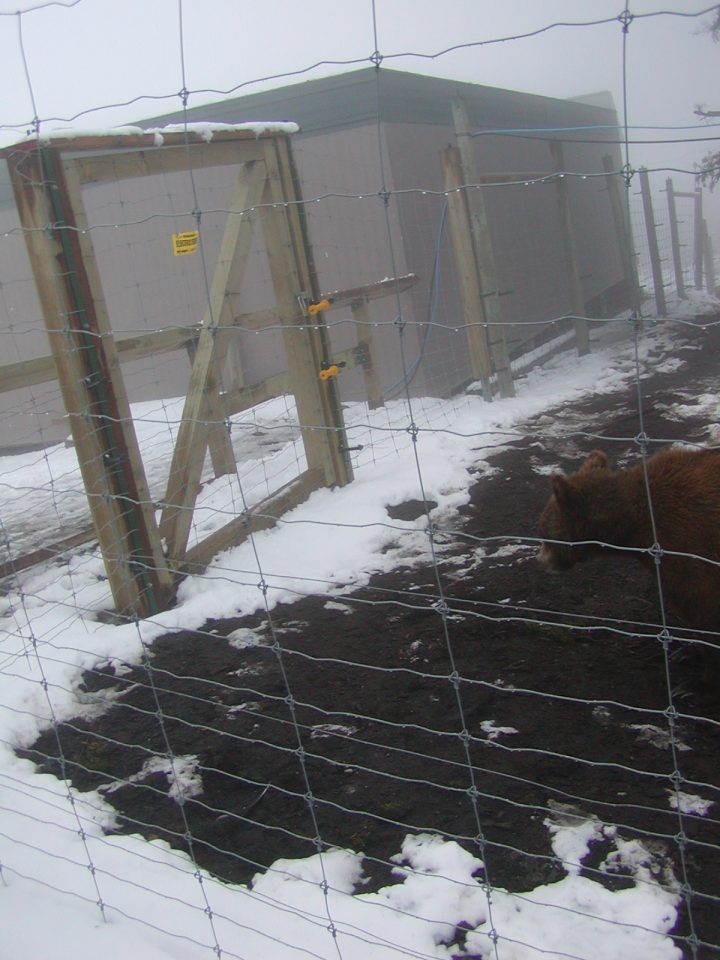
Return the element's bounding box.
[25,318,720,959]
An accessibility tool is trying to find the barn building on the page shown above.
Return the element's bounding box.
[0,67,627,450]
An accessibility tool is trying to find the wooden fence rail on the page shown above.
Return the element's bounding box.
[0,274,417,396]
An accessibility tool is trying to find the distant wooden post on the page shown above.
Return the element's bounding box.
[704,220,716,296]
[441,145,493,400]
[451,96,514,398]
[694,190,704,290]
[550,141,589,355]
[5,143,173,618]
[603,154,642,314]
[638,168,667,317]
[665,178,686,300]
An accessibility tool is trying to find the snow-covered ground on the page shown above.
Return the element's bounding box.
[1,292,718,960]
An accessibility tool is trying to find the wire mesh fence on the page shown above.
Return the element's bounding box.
[1,4,720,960]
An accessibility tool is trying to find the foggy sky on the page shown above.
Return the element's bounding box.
[1,0,718,213]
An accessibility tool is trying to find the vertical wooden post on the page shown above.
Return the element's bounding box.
[550,141,589,355]
[350,300,384,409]
[603,154,642,315]
[261,136,353,487]
[665,178,686,300]
[638,168,667,317]
[693,190,704,290]
[451,96,514,397]
[441,146,493,399]
[6,145,173,617]
[704,220,716,296]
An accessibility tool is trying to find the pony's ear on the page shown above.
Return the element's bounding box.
[551,473,578,508]
[581,450,609,472]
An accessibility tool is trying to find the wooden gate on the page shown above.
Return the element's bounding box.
[2,126,353,618]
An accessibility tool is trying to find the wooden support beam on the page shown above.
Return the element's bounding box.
[321,273,418,309]
[350,303,383,409]
[0,128,285,164]
[159,157,267,563]
[1,274,419,396]
[73,139,266,185]
[693,190,704,290]
[441,145,493,399]
[60,156,175,614]
[603,154,641,314]
[260,136,353,488]
[0,325,198,395]
[0,526,95,582]
[451,96,514,398]
[638,168,667,317]
[665,178,686,300]
[5,145,173,616]
[220,370,292,418]
[550,141,589,354]
[182,335,236,479]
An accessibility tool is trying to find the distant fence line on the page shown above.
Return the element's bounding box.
[636,170,715,315]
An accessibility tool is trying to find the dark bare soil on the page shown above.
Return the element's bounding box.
[24,318,720,959]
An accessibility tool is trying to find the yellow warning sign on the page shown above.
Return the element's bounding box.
[172,230,199,256]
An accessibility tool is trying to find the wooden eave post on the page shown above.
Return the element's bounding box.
[550,140,589,355]
[260,135,353,488]
[4,142,173,617]
[451,96,514,398]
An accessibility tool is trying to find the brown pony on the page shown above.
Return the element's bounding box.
[537,447,720,637]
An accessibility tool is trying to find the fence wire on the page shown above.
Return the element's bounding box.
[1,4,720,960]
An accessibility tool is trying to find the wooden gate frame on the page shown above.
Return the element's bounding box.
[2,127,353,617]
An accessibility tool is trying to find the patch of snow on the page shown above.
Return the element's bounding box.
[310,724,357,739]
[100,754,203,803]
[227,627,266,649]
[668,790,714,816]
[479,719,518,740]
[324,600,354,614]
[628,724,691,752]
